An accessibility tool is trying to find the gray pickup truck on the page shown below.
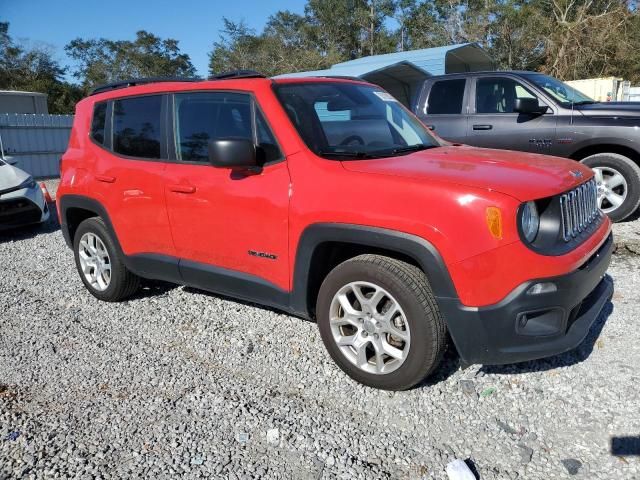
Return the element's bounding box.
[415,71,640,221]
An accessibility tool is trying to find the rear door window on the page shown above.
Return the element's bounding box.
[426,79,466,115]
[113,95,163,159]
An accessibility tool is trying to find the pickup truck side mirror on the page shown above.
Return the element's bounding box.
[208,139,258,169]
[514,98,548,115]
[4,156,18,166]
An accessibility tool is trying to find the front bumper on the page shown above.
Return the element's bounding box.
[439,233,614,365]
[0,185,49,230]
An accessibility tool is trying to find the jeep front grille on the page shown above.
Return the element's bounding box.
[559,179,599,242]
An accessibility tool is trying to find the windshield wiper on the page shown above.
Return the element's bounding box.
[573,100,597,105]
[387,144,436,155]
[318,150,380,159]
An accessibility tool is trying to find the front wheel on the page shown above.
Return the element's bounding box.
[316,254,446,390]
[581,153,640,222]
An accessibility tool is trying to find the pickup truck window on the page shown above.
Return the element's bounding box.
[475,78,537,114]
[275,82,439,159]
[521,73,594,106]
[426,79,465,115]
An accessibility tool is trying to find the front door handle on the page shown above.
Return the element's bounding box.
[168,184,196,194]
[473,124,493,131]
[426,124,436,131]
[95,174,116,183]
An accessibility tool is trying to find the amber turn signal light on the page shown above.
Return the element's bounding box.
[486,207,503,239]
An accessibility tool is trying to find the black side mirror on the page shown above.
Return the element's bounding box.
[208,138,258,169]
[514,97,547,115]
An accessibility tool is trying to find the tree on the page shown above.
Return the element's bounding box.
[487,0,546,71]
[209,16,342,76]
[65,31,196,89]
[0,22,82,114]
[536,0,634,80]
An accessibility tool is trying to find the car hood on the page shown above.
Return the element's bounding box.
[0,163,30,192]
[576,102,640,118]
[341,145,592,202]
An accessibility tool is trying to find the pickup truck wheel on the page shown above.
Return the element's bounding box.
[73,217,140,302]
[316,254,446,390]
[581,153,640,222]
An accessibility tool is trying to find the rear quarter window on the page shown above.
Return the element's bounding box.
[90,102,107,145]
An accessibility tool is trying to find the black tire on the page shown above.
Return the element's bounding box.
[73,217,139,302]
[581,153,640,222]
[316,254,447,390]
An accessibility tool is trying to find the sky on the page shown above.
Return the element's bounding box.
[3,0,308,79]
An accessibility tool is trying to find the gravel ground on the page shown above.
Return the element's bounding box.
[1,180,639,479]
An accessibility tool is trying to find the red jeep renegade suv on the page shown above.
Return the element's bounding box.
[58,72,613,390]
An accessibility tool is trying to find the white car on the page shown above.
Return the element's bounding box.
[0,157,50,230]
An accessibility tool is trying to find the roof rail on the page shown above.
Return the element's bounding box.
[89,76,202,96]
[318,75,367,82]
[208,70,266,80]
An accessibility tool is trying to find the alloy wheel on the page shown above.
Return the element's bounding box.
[329,281,410,375]
[593,166,628,213]
[78,232,111,291]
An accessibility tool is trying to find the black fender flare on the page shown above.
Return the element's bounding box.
[58,194,183,283]
[58,194,119,250]
[289,223,459,317]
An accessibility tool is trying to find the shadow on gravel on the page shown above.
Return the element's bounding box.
[480,298,614,376]
[0,200,60,244]
[182,286,287,317]
[130,279,179,299]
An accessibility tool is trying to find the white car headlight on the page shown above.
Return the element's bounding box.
[520,201,540,243]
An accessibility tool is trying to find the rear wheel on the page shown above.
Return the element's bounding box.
[581,153,640,222]
[316,254,446,390]
[73,217,139,301]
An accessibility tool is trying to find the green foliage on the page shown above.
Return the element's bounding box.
[0,22,82,114]
[3,0,640,116]
[210,0,639,82]
[66,31,196,89]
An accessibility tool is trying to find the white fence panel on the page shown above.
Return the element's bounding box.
[0,113,73,178]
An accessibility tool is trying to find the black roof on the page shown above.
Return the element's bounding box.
[89,70,266,96]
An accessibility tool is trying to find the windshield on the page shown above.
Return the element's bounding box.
[274,82,440,159]
[521,73,595,106]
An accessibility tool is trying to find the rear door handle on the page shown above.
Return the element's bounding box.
[473,124,493,130]
[426,124,435,131]
[168,184,196,194]
[95,174,116,183]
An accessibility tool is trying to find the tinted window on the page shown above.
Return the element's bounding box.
[427,79,466,115]
[91,102,107,145]
[113,95,162,158]
[255,109,282,163]
[174,92,281,164]
[476,78,538,114]
[175,92,251,162]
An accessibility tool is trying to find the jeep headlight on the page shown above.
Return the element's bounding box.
[520,201,540,243]
[17,176,36,190]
